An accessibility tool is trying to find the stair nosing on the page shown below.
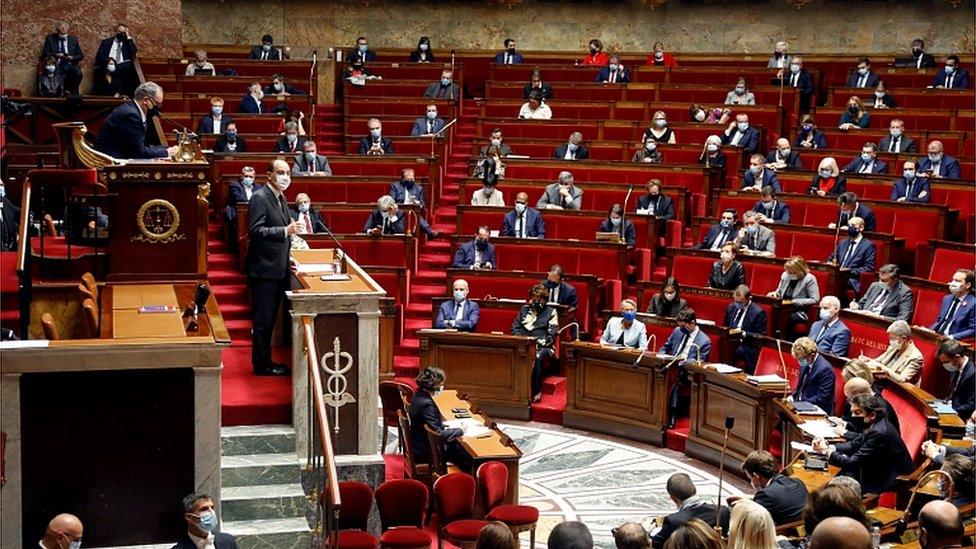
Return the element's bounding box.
[221,453,302,468]
[221,483,306,500]
[221,517,311,536]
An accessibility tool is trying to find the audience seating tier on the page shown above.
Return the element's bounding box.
[447,235,629,283]
[919,240,976,283]
[826,87,975,110]
[142,58,315,80]
[496,160,719,197]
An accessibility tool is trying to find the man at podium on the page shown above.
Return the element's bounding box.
[94,81,179,159]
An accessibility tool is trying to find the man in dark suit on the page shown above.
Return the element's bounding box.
[842,143,888,174]
[791,336,837,413]
[389,168,438,238]
[918,140,962,179]
[698,209,737,250]
[541,264,578,309]
[523,70,553,101]
[94,82,179,159]
[248,34,282,60]
[930,269,976,340]
[213,123,248,154]
[224,166,259,222]
[743,154,782,192]
[851,264,914,321]
[264,73,305,96]
[0,183,19,251]
[553,132,589,160]
[764,138,803,171]
[95,23,138,95]
[594,54,630,83]
[197,97,234,135]
[358,118,394,155]
[245,160,300,376]
[536,172,583,210]
[897,39,936,69]
[890,160,930,203]
[722,114,760,154]
[846,57,881,88]
[740,450,809,525]
[346,36,376,64]
[410,105,446,136]
[827,217,875,294]
[930,55,969,89]
[275,121,306,154]
[290,141,332,176]
[494,39,523,64]
[878,120,918,154]
[42,21,84,95]
[808,296,851,356]
[238,82,265,114]
[452,226,496,270]
[434,279,480,331]
[511,284,559,400]
[936,340,975,421]
[651,473,730,547]
[363,196,405,236]
[423,69,460,100]
[724,285,767,374]
[774,55,816,114]
[635,179,675,221]
[173,492,238,549]
[503,192,545,238]
[290,193,327,234]
[753,186,791,224]
[479,128,513,158]
[833,192,876,232]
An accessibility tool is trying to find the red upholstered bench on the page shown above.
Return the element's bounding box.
[927,243,976,282]
[880,385,930,464]
[345,98,455,118]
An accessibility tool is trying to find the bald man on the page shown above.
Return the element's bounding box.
[809,516,872,549]
[611,522,650,549]
[834,376,899,438]
[917,500,963,549]
[40,513,83,549]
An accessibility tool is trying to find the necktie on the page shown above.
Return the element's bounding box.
[610,71,616,83]
[61,38,68,55]
[454,301,465,322]
[306,158,313,172]
[279,195,289,220]
[505,54,510,64]
[948,368,963,399]
[841,240,856,267]
[382,217,389,234]
[304,213,312,234]
[733,307,745,329]
[860,162,871,173]
[516,216,524,238]
[906,181,914,199]
[796,366,808,397]
[550,286,559,303]
[116,40,124,63]
[946,74,952,88]
[712,230,728,250]
[885,350,901,367]
[427,121,433,133]
[858,75,866,87]
[815,322,828,342]
[791,73,798,87]
[937,299,961,334]
[868,288,888,313]
[889,137,899,153]
[261,51,267,60]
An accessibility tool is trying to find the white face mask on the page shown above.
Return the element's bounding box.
[948,281,963,293]
[275,173,291,191]
[514,203,526,214]
[720,252,733,262]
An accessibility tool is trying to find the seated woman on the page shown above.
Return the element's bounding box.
[632,136,663,164]
[408,367,465,466]
[795,114,827,149]
[858,320,923,384]
[807,157,846,196]
[707,243,746,291]
[645,41,678,68]
[643,110,676,144]
[37,56,66,97]
[838,96,870,131]
[767,256,820,339]
[699,135,727,169]
[185,49,215,75]
[725,77,756,105]
[518,92,552,120]
[523,70,553,101]
[647,277,689,317]
[409,36,434,62]
[690,104,730,125]
[600,299,648,349]
[581,39,609,66]
[473,146,506,181]
[511,284,558,402]
[93,57,123,97]
[871,81,897,109]
[598,204,636,247]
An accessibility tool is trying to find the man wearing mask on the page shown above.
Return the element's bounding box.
[185,49,215,75]
[38,513,84,549]
[935,340,975,420]
[511,284,559,401]
[423,69,460,99]
[479,128,512,158]
[846,57,880,88]
[522,70,553,101]
[808,296,851,356]
[291,140,332,176]
[595,54,630,84]
[540,264,578,309]
[364,196,404,236]
[698,208,737,250]
[829,192,876,232]
[452,226,495,270]
[724,285,767,373]
[346,36,376,64]
[95,23,138,95]
[743,154,782,192]
[722,114,759,154]
[890,160,929,203]
[239,82,265,114]
[290,193,328,234]
[789,337,836,413]
[767,41,791,69]
[249,34,282,60]
[849,264,914,321]
[42,21,84,95]
[842,143,887,174]
[635,179,675,222]
[553,132,589,161]
[929,55,969,89]
[198,97,234,135]
[275,121,306,154]
[224,166,259,222]
[859,320,923,384]
[827,217,875,294]
[930,269,976,340]
[537,171,583,210]
[774,55,815,114]
[389,168,438,239]
[899,38,936,69]
[410,104,446,136]
[434,279,480,331]
[246,160,301,376]
[94,81,179,159]
[764,138,803,171]
[264,73,305,96]
[214,122,247,154]
[918,141,961,179]
[502,192,544,237]
[359,118,394,155]
[753,186,791,224]
[735,211,775,256]
[174,492,238,548]
[494,38,523,64]
[877,119,918,153]
[662,308,712,427]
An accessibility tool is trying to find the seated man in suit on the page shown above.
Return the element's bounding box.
[738,450,809,525]
[175,492,238,549]
[346,36,376,64]
[849,263,914,321]
[224,166,259,222]
[846,57,880,88]
[722,113,760,154]
[936,340,975,421]
[494,38,523,64]
[877,119,918,154]
[479,128,513,158]
[842,143,888,174]
[662,308,712,427]
[358,118,394,155]
[363,196,404,236]
[512,284,559,401]
[930,268,976,340]
[408,367,464,465]
[264,73,304,96]
[453,226,495,270]
[635,178,676,223]
[830,192,876,232]
[827,216,875,294]
[275,121,306,154]
[890,160,930,203]
[95,23,138,96]
[724,285,767,374]
[698,208,738,250]
[753,186,791,224]
[502,192,545,238]
[899,38,937,69]
[423,68,460,100]
[42,21,84,95]
[859,320,923,384]
[553,132,589,161]
[743,154,782,193]
[290,193,328,234]
[434,279,480,331]
[735,211,775,256]
[93,81,179,159]
[537,171,583,210]
[764,138,803,172]
[929,55,969,89]
[238,82,265,114]
[600,299,648,349]
[389,168,438,239]
[541,264,578,309]
[918,140,962,179]
[185,49,215,76]
[213,122,247,154]
[249,34,281,60]
[595,53,630,84]
[651,473,730,547]
[291,140,332,176]
[809,296,851,356]
[832,374,900,440]
[197,97,234,135]
[410,104,446,136]
[790,336,837,413]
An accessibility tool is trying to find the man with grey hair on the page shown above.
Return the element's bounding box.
[827,216,875,293]
[275,120,306,153]
[364,195,403,236]
[768,40,790,68]
[185,49,215,76]
[825,475,861,497]
[359,118,394,155]
[94,81,179,159]
[735,210,776,255]
[554,132,589,160]
[612,521,650,549]
[291,139,332,176]
[42,21,84,95]
[808,295,851,356]
[537,171,583,210]
[859,321,923,384]
[850,263,914,321]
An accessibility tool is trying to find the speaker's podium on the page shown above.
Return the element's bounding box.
[1,123,228,547]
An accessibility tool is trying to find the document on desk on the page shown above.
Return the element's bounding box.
[932,401,957,415]
[711,363,742,374]
[790,441,815,453]
[797,420,838,440]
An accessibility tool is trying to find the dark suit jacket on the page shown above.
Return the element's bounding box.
[794,128,827,149]
[511,304,559,347]
[752,200,791,223]
[829,417,914,495]
[754,474,809,525]
[846,71,881,88]
[895,52,936,68]
[434,300,480,331]
[213,135,248,154]
[197,115,234,135]
[890,176,930,203]
[809,318,851,357]
[248,45,282,60]
[245,185,291,280]
[930,293,976,340]
[949,362,975,420]
[410,117,446,136]
[878,134,918,154]
[409,50,435,62]
[724,302,766,334]
[856,280,914,321]
[765,149,803,170]
[362,209,404,235]
[93,100,168,159]
[651,500,730,547]
[42,33,84,66]
[635,193,675,221]
[263,83,304,96]
[838,203,876,232]
[224,180,260,220]
[542,280,578,308]
[170,532,238,549]
[95,35,137,69]
[93,74,123,96]
[291,153,332,175]
[290,207,328,234]
[594,67,630,83]
[408,391,462,462]
[918,155,961,179]
[723,126,760,153]
[842,157,888,174]
[553,144,589,161]
[274,136,307,154]
[389,181,427,209]
[1,197,20,251]
[660,327,711,362]
[495,51,524,64]
[793,354,836,414]
[931,68,969,89]
[775,69,815,98]
[742,168,781,192]
[698,223,736,250]
[598,219,636,247]
[358,136,394,155]
[238,94,262,114]
[699,152,727,169]
[346,49,377,64]
[828,237,876,292]
[807,174,847,197]
[502,208,545,238]
[423,82,460,100]
[452,241,496,269]
[522,83,553,100]
[707,261,746,291]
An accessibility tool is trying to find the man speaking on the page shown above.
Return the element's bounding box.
[94,81,179,159]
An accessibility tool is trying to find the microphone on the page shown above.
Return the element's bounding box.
[558,322,579,341]
[183,283,211,317]
[620,185,634,241]
[830,206,845,265]
[894,470,953,539]
[155,111,196,137]
[631,333,657,369]
[688,342,703,366]
[776,338,791,400]
[319,223,348,274]
[715,415,735,535]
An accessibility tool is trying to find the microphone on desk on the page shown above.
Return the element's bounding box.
[155,111,197,138]
[715,415,736,535]
[830,206,845,266]
[183,283,211,332]
[558,322,580,342]
[318,223,348,273]
[894,470,953,540]
[776,338,791,400]
[631,333,657,369]
[620,185,634,240]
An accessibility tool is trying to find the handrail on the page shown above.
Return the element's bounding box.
[301,316,341,543]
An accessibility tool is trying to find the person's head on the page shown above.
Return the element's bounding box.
[302,139,317,157]
[661,276,680,300]
[849,393,885,429]
[735,113,750,130]
[588,39,603,54]
[548,264,565,284]
[705,134,722,152]
[690,104,707,122]
[646,179,662,195]
[612,522,650,549]
[557,171,574,187]
[368,117,382,137]
[194,50,208,65]
[55,21,70,35]
[134,81,164,113]
[653,41,666,56]
[902,159,918,179]
[41,513,83,549]
[819,295,841,321]
[889,118,905,137]
[841,359,874,385]
[607,203,624,224]
[44,56,57,73]
[941,453,974,504]
[911,38,925,54]
[249,81,263,97]
[733,285,752,307]
[477,521,516,549]
[784,256,810,278]
[728,499,779,549]
[775,41,788,54]
[567,132,583,147]
[742,210,760,233]
[452,279,469,302]
[619,298,638,324]
[791,336,818,363]
[240,165,255,181]
[860,142,877,162]
[531,70,542,85]
[800,114,816,131]
[528,92,542,110]
[944,54,960,72]
[665,472,697,506]
[936,339,967,373]
[719,208,736,228]
[917,500,963,549]
[802,484,869,535]
[847,216,865,235]
[417,36,431,51]
[529,284,548,308]
[948,268,974,296]
[748,154,765,175]
[927,140,945,161]
[884,320,912,352]
[609,53,621,67]
[843,377,872,404]
[426,104,439,120]
[440,69,454,86]
[838,192,859,215]
[741,450,778,489]
[734,77,748,95]
[874,80,887,96]
[826,475,861,496]
[662,518,723,549]
[400,168,416,184]
[719,242,737,264]
[548,521,593,549]
[504,38,516,51]
[209,96,225,117]
[294,193,311,213]
[791,55,804,70]
[115,23,129,37]
[377,195,398,216]
[775,137,791,153]
[261,34,274,47]
[416,366,446,393]
[855,57,871,73]
[475,225,491,245]
[847,96,863,114]
[356,36,368,50]
[267,159,290,191]
[652,110,668,128]
[490,128,504,147]
[818,157,839,178]
[514,192,529,213]
[808,516,872,549]
[876,263,899,288]
[270,73,288,91]
[182,492,218,538]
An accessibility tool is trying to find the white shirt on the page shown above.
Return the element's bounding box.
[676,327,700,359]
[109,39,126,63]
[243,186,253,200]
[729,130,743,146]
[188,531,216,549]
[518,102,552,120]
[211,116,222,134]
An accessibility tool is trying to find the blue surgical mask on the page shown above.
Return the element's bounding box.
[945,65,955,74]
[734,86,746,95]
[46,65,56,73]
[427,111,437,120]
[514,203,526,214]
[420,43,429,51]
[750,165,762,175]
[857,67,868,75]
[745,225,758,235]
[305,151,316,160]
[903,170,915,179]
[929,153,943,162]
[860,153,872,162]
[802,124,813,132]
[737,122,749,132]
[610,217,621,227]
[622,311,636,322]
[441,77,451,86]
[819,308,831,321]
[965,420,975,438]
[720,219,732,228]
[797,357,810,368]
[212,106,222,116]
[645,141,657,151]
[241,176,254,188]
[298,203,310,213]
[370,128,381,138]
[287,134,297,143]
[198,510,218,534]
[68,541,81,549]
[454,290,466,301]
[262,44,272,51]
[819,169,833,178]
[790,63,801,73]
[568,143,578,152]
[359,44,368,52]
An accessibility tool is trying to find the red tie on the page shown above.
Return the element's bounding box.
[304,213,313,234]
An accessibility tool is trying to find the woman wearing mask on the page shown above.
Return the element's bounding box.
[632,137,663,164]
[708,243,746,290]
[581,39,609,66]
[473,145,506,181]
[37,56,66,97]
[645,41,678,68]
[93,57,123,96]
[600,299,648,349]
[408,367,465,465]
[838,96,871,131]
[699,135,727,169]
[725,77,756,106]
[511,284,559,402]
[598,204,636,247]
[795,114,827,149]
[409,36,435,62]
[647,277,689,317]
[643,110,677,144]
[768,256,820,338]
[808,157,846,196]
[871,81,897,109]
[689,104,730,125]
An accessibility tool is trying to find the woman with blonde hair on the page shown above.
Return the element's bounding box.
[662,518,722,549]
[807,157,846,197]
[727,500,780,549]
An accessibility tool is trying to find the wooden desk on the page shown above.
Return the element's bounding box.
[775,399,845,465]
[785,454,841,493]
[419,330,536,420]
[562,341,676,446]
[96,283,231,343]
[433,390,522,505]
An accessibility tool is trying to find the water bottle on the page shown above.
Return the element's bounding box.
[870,525,880,548]
[332,249,342,275]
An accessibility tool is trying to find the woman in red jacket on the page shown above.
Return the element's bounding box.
[646,41,679,68]
[581,39,609,66]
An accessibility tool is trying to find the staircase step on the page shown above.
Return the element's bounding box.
[542,375,566,396]
[220,484,306,521]
[406,303,433,315]
[222,453,301,487]
[410,285,446,298]
[221,425,295,456]
[222,517,311,548]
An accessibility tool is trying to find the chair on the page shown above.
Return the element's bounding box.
[423,424,461,480]
[397,410,429,482]
[477,461,539,546]
[81,298,99,338]
[380,380,415,454]
[329,481,378,549]
[78,283,95,304]
[80,272,98,301]
[433,472,488,549]
[375,479,432,549]
[41,313,60,340]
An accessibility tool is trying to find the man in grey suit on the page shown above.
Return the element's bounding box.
[291,140,332,176]
[423,68,460,100]
[735,211,776,255]
[849,264,914,321]
[877,119,918,154]
[410,104,447,136]
[537,171,583,210]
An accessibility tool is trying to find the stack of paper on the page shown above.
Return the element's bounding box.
[790,441,815,453]
[747,374,789,388]
[444,418,484,430]
[463,425,493,438]
[797,419,838,439]
[711,364,742,374]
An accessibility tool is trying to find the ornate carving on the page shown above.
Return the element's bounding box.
[198,182,211,200]
[131,199,185,243]
[784,0,813,8]
[321,336,357,434]
[638,0,667,8]
[120,171,152,180]
[164,172,199,180]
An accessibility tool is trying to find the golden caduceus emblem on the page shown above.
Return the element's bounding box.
[133,199,184,243]
[321,336,357,434]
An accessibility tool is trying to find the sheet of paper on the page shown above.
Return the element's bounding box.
[711,364,742,374]
[295,263,333,274]
[444,418,485,430]
[790,441,814,453]
[747,374,787,383]
[933,402,957,415]
[797,420,838,439]
[463,425,493,438]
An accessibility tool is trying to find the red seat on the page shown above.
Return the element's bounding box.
[376,479,432,549]
[379,528,432,549]
[332,481,379,548]
[433,472,488,549]
[477,461,539,544]
[881,387,928,463]
[336,530,380,549]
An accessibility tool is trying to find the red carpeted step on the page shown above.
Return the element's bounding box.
[411,285,446,298]
[223,319,253,343]
[215,301,251,318]
[665,417,691,453]
[542,375,566,396]
[213,285,248,304]
[530,375,566,425]
[220,344,292,426]
[406,302,433,316]
[397,338,420,356]
[209,269,244,285]
[404,318,430,332]
[414,269,446,281]
[208,255,238,270]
